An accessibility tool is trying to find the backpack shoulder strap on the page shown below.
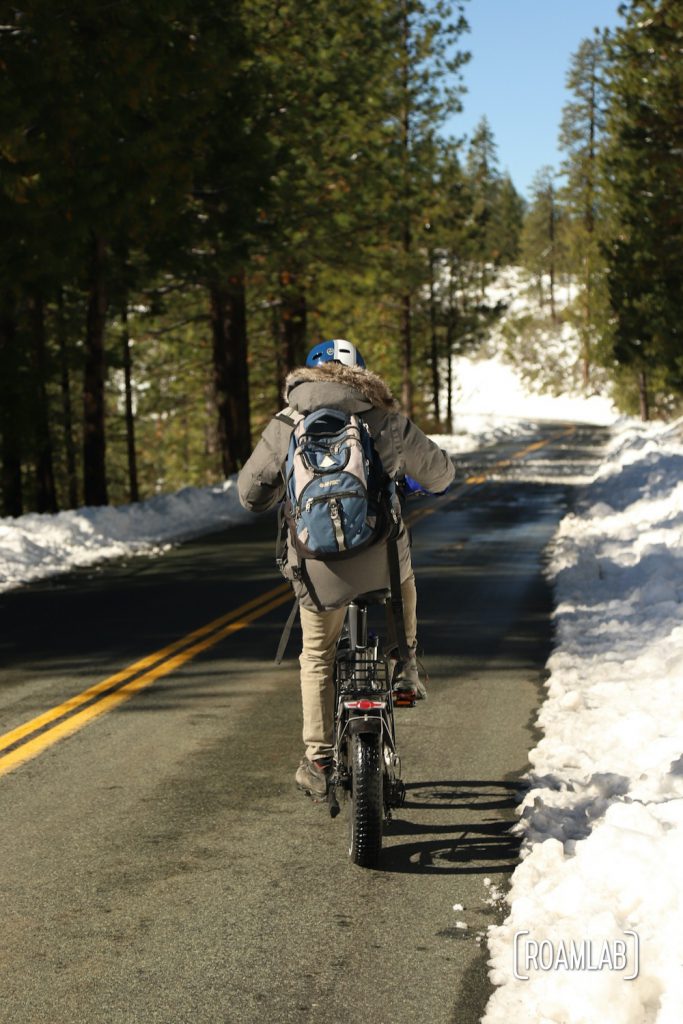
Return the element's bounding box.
[275,406,303,428]
[274,595,300,664]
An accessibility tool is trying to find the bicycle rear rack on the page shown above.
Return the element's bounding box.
[336,649,389,693]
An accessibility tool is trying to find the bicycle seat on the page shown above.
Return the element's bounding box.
[353,589,390,606]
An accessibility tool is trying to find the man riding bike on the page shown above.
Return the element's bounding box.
[237,339,455,798]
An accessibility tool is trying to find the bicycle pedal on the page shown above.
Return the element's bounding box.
[392,691,416,708]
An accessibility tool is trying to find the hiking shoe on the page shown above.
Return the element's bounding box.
[393,648,427,701]
[295,756,332,799]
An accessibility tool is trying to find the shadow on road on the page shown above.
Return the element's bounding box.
[380,779,522,875]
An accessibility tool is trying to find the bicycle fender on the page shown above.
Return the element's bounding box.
[347,715,383,736]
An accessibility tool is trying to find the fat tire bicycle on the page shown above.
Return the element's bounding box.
[326,588,414,868]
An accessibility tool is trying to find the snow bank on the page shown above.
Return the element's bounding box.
[0,479,251,592]
[483,417,683,1024]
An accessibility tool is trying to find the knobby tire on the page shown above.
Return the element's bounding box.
[348,732,383,868]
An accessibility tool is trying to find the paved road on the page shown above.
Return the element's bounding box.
[0,423,606,1024]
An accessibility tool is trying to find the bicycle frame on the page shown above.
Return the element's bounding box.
[327,594,405,821]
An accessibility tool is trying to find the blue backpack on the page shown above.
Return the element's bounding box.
[283,407,393,560]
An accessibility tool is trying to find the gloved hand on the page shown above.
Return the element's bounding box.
[403,474,451,497]
[403,475,425,494]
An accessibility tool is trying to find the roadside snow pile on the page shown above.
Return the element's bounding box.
[483,417,683,1024]
[0,479,251,592]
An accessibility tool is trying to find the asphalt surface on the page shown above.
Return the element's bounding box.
[0,422,607,1024]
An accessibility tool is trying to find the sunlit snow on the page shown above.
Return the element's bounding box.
[0,480,251,592]
[483,416,683,1024]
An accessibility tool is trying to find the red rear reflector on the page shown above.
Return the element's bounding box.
[344,699,385,710]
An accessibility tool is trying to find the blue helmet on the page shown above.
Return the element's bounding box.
[305,339,366,369]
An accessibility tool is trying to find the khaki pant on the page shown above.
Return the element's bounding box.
[298,573,418,761]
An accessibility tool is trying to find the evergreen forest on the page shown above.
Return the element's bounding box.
[1,0,681,516]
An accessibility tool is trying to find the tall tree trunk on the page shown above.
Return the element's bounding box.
[446,322,454,433]
[82,234,109,506]
[586,54,597,236]
[277,270,307,401]
[638,368,650,422]
[121,299,139,502]
[0,299,23,516]
[399,1,413,418]
[536,272,544,311]
[582,341,591,391]
[271,296,283,413]
[581,72,597,392]
[400,291,412,416]
[581,254,592,392]
[428,251,440,426]
[203,377,219,478]
[549,188,557,323]
[210,269,252,477]
[445,271,459,432]
[29,291,58,512]
[57,289,79,507]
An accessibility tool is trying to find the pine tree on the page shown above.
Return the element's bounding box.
[0,298,24,516]
[559,32,609,389]
[600,0,683,418]
[244,0,401,398]
[465,116,501,290]
[492,173,526,265]
[521,167,564,320]
[418,140,504,428]
[187,0,274,473]
[373,0,470,416]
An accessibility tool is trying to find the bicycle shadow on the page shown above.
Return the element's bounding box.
[380,779,522,875]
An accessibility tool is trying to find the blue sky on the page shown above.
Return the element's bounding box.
[442,0,625,197]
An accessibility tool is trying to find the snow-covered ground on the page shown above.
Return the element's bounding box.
[458,265,617,424]
[0,481,252,593]
[450,353,616,428]
[481,416,683,1023]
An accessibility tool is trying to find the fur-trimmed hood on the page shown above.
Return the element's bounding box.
[285,362,398,413]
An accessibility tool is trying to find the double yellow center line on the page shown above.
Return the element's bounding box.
[0,582,292,778]
[408,425,576,526]
[0,424,576,779]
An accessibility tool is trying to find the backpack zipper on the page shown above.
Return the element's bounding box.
[329,498,346,551]
[302,490,363,514]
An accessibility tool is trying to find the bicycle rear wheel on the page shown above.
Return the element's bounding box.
[348,732,383,867]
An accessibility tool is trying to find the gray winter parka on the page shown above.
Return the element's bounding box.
[237,363,455,610]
